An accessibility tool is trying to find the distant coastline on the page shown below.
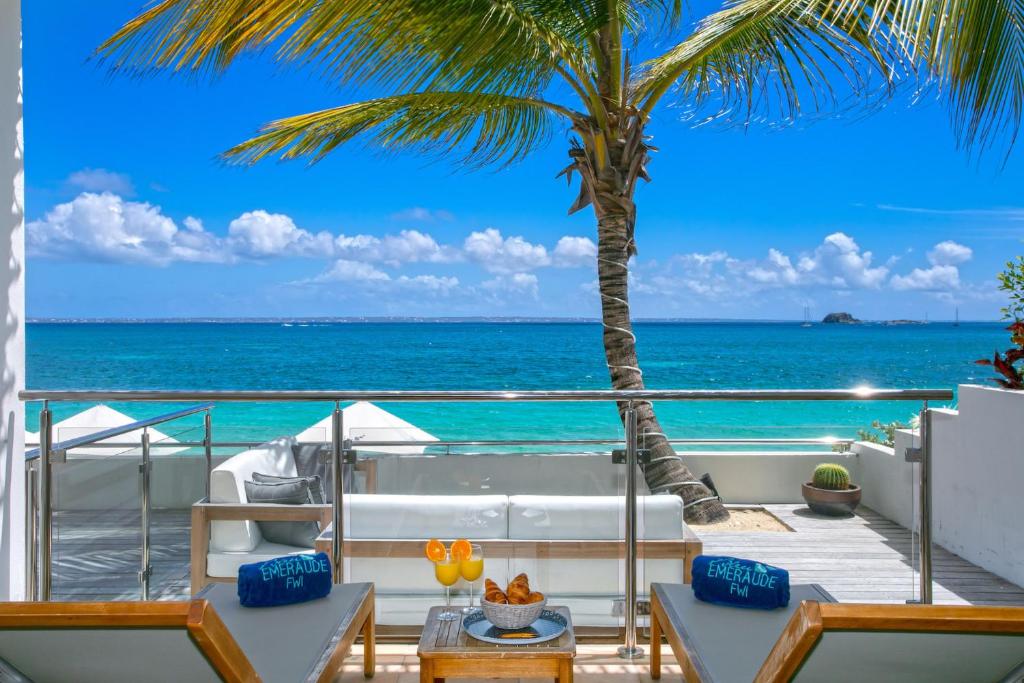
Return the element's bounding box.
[26,316,998,324]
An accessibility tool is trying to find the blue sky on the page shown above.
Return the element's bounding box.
[22,2,1024,320]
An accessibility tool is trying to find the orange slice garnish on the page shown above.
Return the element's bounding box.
[450,538,473,561]
[425,538,447,562]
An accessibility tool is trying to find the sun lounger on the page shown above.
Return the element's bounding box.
[650,581,1024,682]
[0,582,375,683]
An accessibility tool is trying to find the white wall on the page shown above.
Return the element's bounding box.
[929,385,1024,587]
[855,436,917,531]
[0,0,25,600]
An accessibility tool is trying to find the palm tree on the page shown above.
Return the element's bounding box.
[99,0,1023,522]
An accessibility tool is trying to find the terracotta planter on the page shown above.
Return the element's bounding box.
[801,482,861,516]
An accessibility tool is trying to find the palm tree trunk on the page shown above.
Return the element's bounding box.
[584,141,729,524]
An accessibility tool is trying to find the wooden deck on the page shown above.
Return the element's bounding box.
[49,505,1024,606]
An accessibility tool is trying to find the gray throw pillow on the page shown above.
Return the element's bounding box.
[251,471,325,504]
[243,478,319,548]
[292,443,335,502]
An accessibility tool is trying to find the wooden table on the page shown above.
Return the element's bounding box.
[417,606,575,683]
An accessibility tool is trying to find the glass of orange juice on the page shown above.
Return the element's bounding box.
[434,551,461,621]
[459,544,484,613]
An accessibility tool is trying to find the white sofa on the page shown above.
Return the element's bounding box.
[194,437,702,627]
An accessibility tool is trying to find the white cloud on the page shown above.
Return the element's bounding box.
[65,168,135,196]
[927,240,973,265]
[464,228,550,274]
[228,210,333,258]
[27,192,224,265]
[390,207,454,222]
[888,240,972,291]
[552,236,597,267]
[310,259,391,283]
[395,274,460,293]
[304,259,458,294]
[794,232,889,289]
[482,272,540,298]
[335,229,459,266]
[891,265,962,291]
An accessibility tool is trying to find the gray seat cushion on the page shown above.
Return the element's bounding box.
[243,478,319,548]
[198,581,371,683]
[0,658,32,683]
[656,583,834,683]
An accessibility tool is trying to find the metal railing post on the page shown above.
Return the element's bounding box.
[203,410,212,500]
[919,405,933,604]
[618,403,643,659]
[140,429,152,600]
[331,401,344,584]
[37,403,52,601]
[24,460,36,601]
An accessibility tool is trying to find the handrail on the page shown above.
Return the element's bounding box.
[24,403,214,461]
[21,437,857,449]
[18,388,954,402]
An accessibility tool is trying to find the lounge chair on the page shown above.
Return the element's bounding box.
[650,581,1024,682]
[0,582,375,682]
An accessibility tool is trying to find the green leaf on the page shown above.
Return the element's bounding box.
[222,91,570,168]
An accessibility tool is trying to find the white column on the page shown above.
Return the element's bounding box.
[0,0,26,600]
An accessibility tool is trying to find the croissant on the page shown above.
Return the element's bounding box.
[484,578,508,604]
[507,582,531,605]
[525,591,545,604]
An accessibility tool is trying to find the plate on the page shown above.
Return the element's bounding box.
[463,609,567,645]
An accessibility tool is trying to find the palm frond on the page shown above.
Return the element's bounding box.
[634,0,888,123]
[634,0,1024,152]
[97,0,598,99]
[223,92,575,168]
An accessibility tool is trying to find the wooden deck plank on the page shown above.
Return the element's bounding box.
[47,504,1024,607]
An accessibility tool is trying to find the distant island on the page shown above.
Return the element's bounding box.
[822,312,861,324]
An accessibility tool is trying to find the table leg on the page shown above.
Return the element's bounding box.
[419,658,432,683]
[362,608,375,678]
[650,603,662,680]
[557,659,573,683]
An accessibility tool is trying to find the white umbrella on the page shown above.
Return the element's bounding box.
[26,404,186,456]
[295,401,437,454]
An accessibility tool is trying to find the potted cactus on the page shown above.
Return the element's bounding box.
[801,463,861,516]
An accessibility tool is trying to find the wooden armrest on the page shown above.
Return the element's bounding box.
[193,501,332,522]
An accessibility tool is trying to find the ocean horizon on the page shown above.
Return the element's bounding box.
[26,320,1009,446]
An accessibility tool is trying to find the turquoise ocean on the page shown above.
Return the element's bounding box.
[25,321,1009,448]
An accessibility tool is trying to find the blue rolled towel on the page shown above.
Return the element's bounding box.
[237,552,332,608]
[691,555,789,610]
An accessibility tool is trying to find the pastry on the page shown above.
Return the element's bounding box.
[484,578,508,604]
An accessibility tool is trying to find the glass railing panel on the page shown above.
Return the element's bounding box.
[340,407,629,631]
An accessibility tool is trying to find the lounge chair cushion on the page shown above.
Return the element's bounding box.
[656,582,832,682]
[200,581,372,683]
[210,436,297,552]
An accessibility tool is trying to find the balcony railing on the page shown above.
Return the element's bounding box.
[20,387,952,656]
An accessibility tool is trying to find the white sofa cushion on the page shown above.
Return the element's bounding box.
[209,436,298,552]
[207,540,314,578]
[343,494,509,539]
[507,494,684,540]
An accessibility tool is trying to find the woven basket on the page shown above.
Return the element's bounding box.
[480,597,547,630]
